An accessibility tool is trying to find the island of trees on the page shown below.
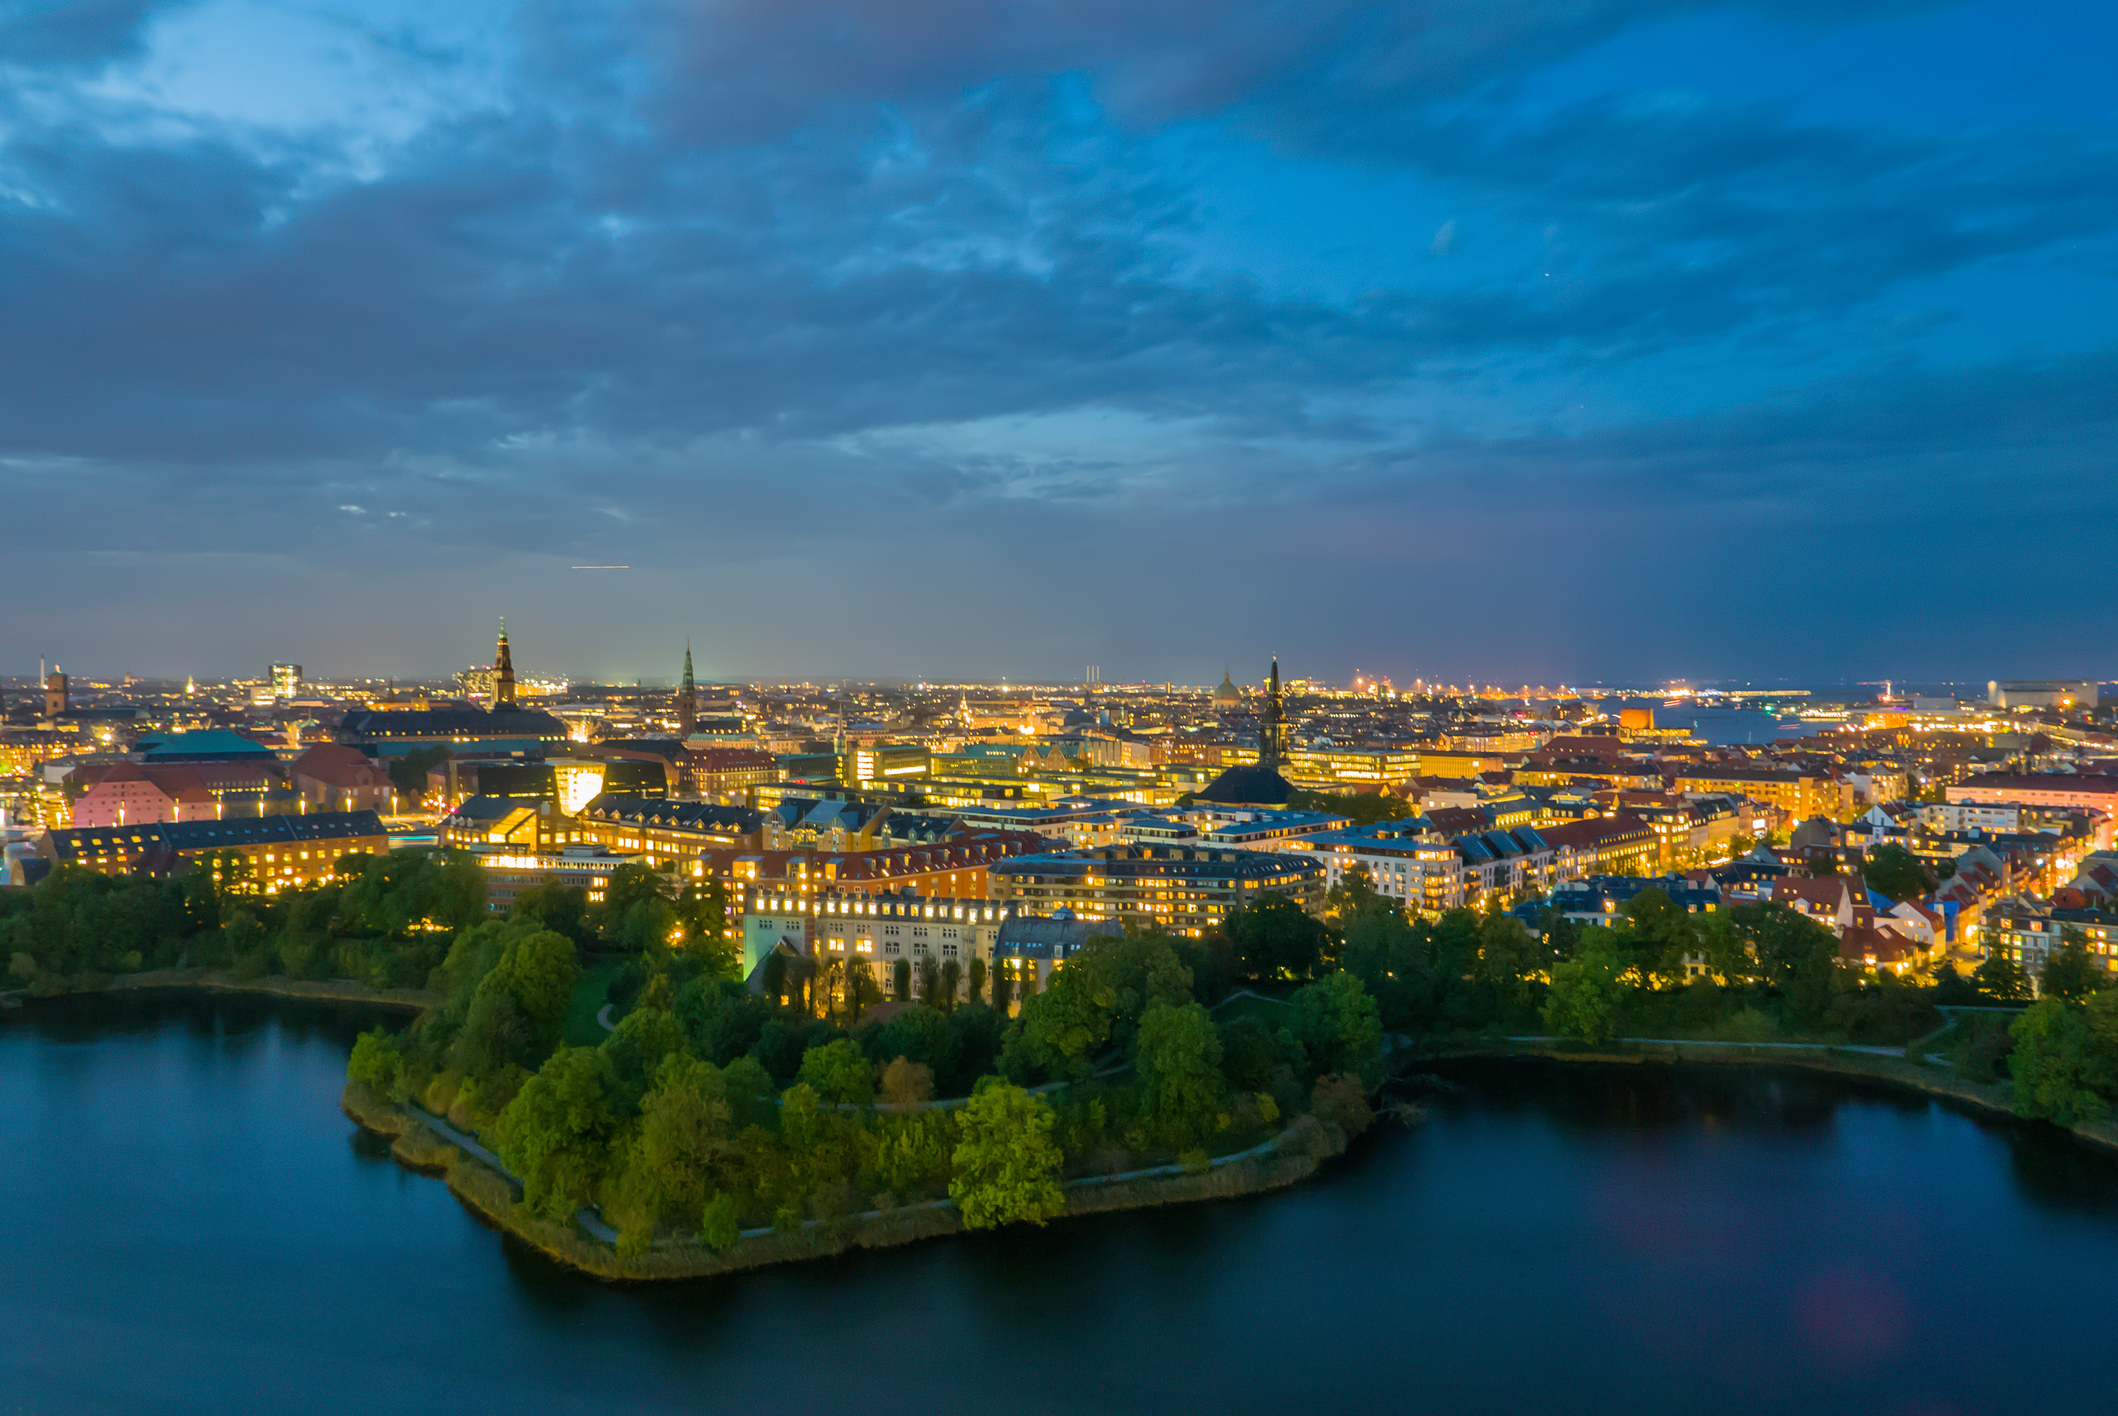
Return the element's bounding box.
[11,844,2118,1265]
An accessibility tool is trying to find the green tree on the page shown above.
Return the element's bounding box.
[510,881,589,941]
[1227,894,1329,980]
[600,1005,690,1111]
[386,744,450,800]
[700,1192,742,1251]
[1017,961,1116,1081]
[1544,933,1630,1045]
[477,929,581,1054]
[1291,970,1383,1077]
[796,1037,874,1105]
[633,1056,737,1220]
[1975,951,2032,1002]
[949,1082,1064,1229]
[495,1047,620,1221]
[347,1028,403,1095]
[2040,934,2103,1005]
[892,957,913,1002]
[2010,1000,2114,1126]
[1862,844,1933,904]
[1135,1001,1226,1148]
[967,956,987,1006]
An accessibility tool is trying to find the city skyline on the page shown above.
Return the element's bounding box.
[4,0,2114,683]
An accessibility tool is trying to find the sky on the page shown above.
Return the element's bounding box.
[3,0,2114,688]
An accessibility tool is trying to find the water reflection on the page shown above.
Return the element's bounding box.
[5,996,2118,1416]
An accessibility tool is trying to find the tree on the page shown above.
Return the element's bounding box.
[1862,844,1933,905]
[796,1037,874,1105]
[949,1082,1064,1229]
[892,957,913,1002]
[1134,1002,1226,1148]
[387,744,450,800]
[1544,933,1629,1045]
[939,957,962,1011]
[1017,960,1114,1081]
[510,881,589,942]
[633,1056,737,1220]
[347,1029,403,1095]
[1291,971,1383,1077]
[967,956,987,1007]
[477,929,580,1054]
[2010,1000,2114,1126]
[2040,934,2103,1005]
[879,1056,935,1107]
[1975,951,2032,1003]
[1288,788,1410,828]
[1228,895,1328,980]
[495,1047,620,1221]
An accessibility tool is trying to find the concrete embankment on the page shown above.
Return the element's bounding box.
[1411,1037,2118,1155]
[341,1080,1343,1283]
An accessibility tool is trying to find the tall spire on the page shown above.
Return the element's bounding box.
[1260,656,1287,772]
[678,639,697,739]
[493,619,516,708]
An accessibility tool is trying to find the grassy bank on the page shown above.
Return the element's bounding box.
[341,1080,1346,1283]
[103,968,441,1012]
[1411,1037,2118,1155]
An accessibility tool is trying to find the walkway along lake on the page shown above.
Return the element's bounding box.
[6,991,2118,1416]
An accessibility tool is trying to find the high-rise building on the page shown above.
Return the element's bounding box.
[44,668,68,718]
[271,663,303,700]
[493,623,516,708]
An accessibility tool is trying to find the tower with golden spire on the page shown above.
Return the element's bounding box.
[493,621,516,708]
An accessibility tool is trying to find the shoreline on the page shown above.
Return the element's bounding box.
[341,1079,1340,1282]
[1411,1037,2118,1155]
[102,969,439,1012]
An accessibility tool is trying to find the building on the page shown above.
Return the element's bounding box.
[271,664,303,700]
[337,706,568,755]
[1537,874,1722,928]
[1667,765,1850,821]
[991,910,1128,1001]
[1301,823,1469,914]
[39,811,388,891]
[990,843,1326,935]
[710,831,1047,899]
[741,886,1006,985]
[1945,774,2118,842]
[684,747,781,801]
[291,744,395,815]
[570,796,766,863]
[1988,680,2097,710]
[473,843,632,914]
[1984,903,2118,986]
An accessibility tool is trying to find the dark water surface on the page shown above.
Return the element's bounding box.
[6,993,2118,1416]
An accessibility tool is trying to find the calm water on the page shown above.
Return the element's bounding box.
[6,995,2118,1416]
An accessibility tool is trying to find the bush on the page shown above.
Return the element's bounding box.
[1309,1072,1372,1140]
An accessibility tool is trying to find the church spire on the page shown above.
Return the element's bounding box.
[1260,656,1287,772]
[678,639,697,739]
[493,619,516,708]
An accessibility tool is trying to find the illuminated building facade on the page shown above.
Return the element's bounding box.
[39,811,387,890]
[988,844,1326,934]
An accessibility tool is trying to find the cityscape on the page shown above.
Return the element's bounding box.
[8,637,2116,1002]
[6,0,2117,1409]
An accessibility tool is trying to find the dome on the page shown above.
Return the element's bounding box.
[1212,672,1243,708]
[1194,763,1295,806]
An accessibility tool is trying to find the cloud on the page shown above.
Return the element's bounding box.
[0,0,2110,682]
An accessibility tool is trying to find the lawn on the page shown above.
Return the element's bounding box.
[562,960,629,1048]
[1209,991,1298,1029]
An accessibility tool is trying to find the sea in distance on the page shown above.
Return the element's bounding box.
[5,992,2117,1416]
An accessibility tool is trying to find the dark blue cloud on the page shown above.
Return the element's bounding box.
[0,0,2111,682]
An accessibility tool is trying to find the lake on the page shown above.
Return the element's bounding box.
[5,992,2117,1416]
